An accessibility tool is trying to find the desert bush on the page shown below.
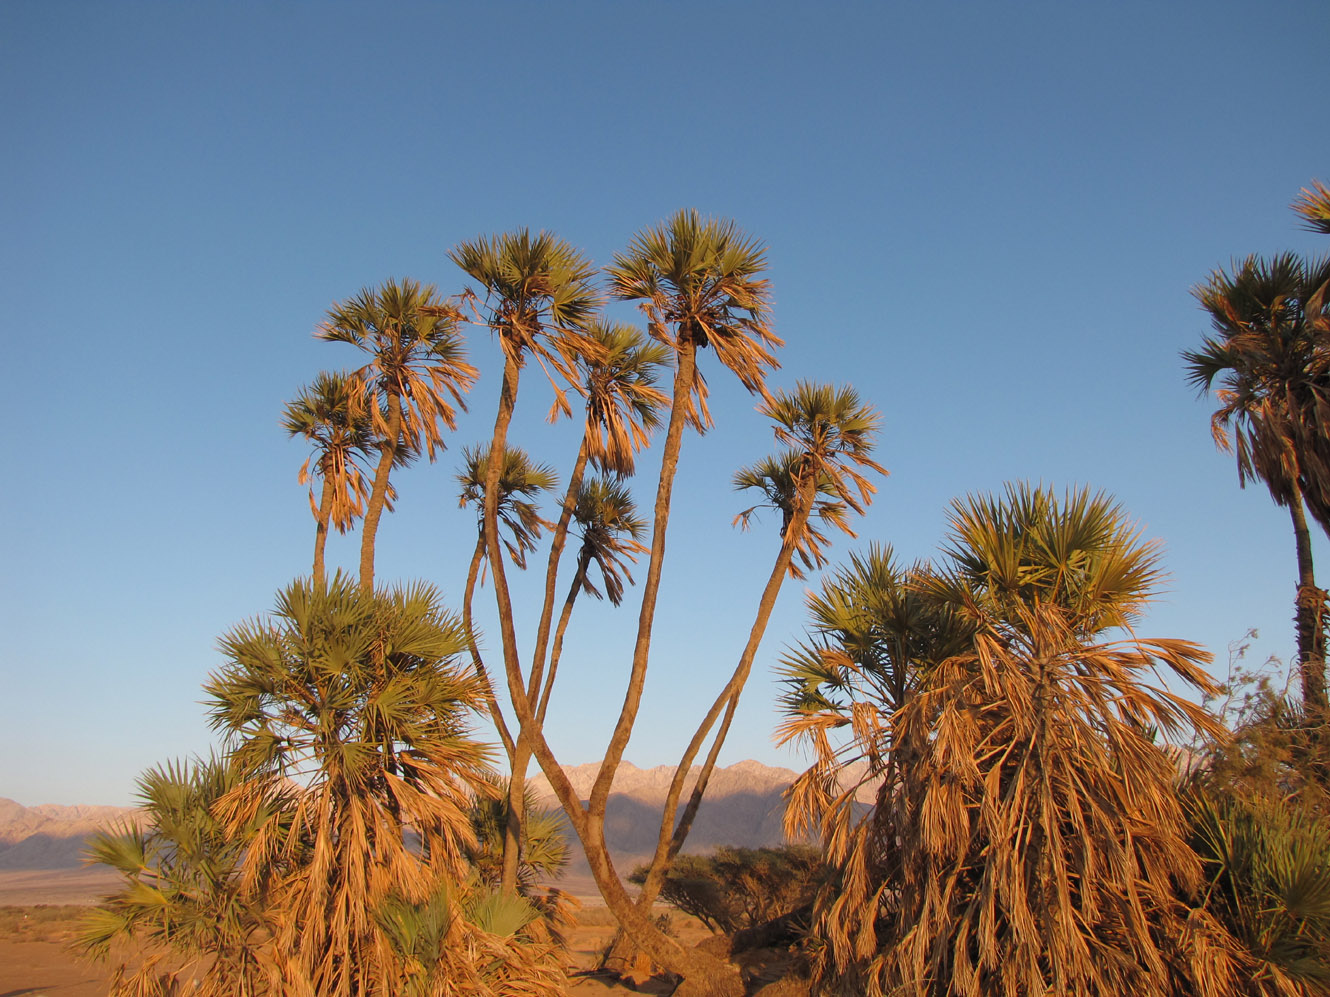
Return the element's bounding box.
[630,845,823,934]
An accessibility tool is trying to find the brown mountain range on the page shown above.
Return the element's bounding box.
[0,760,821,902]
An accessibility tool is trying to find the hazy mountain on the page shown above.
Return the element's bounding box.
[0,799,140,870]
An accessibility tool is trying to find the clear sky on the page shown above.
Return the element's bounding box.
[3,2,1328,806]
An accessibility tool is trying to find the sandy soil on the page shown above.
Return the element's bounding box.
[0,893,753,997]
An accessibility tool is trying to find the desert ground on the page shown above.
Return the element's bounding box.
[0,871,785,997]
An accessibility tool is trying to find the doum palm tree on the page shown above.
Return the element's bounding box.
[282,370,380,584]
[780,485,1236,996]
[317,278,477,593]
[204,576,496,997]
[1184,252,1330,711]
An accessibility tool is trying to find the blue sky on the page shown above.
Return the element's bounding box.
[3,2,1328,806]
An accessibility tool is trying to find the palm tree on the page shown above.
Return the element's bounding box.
[80,757,278,997]
[495,213,782,991]
[1295,179,1330,235]
[1183,785,1330,995]
[455,444,558,763]
[623,383,883,940]
[317,278,477,593]
[282,371,380,584]
[1184,252,1330,711]
[781,485,1236,996]
[450,230,600,892]
[537,476,648,724]
[204,576,495,997]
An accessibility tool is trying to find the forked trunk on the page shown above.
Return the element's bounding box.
[495,337,744,990]
[607,476,808,968]
[1290,487,1328,713]
[501,441,590,890]
[358,391,402,594]
[312,472,334,585]
[464,534,514,762]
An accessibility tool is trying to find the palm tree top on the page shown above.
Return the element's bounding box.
[456,444,558,569]
[570,476,648,604]
[607,209,782,427]
[1294,179,1330,235]
[760,381,886,515]
[926,483,1165,634]
[450,230,603,418]
[578,318,671,474]
[317,277,477,460]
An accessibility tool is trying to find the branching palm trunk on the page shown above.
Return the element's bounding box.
[358,391,402,594]
[313,471,334,585]
[494,336,745,993]
[1290,483,1328,714]
[500,440,590,890]
[463,534,515,762]
[607,476,810,969]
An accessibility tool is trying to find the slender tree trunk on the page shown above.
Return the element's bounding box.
[1290,488,1328,713]
[490,338,744,992]
[540,555,588,723]
[464,534,515,762]
[589,338,698,814]
[358,392,402,594]
[500,441,590,890]
[313,472,334,585]
[482,354,531,894]
[607,479,807,970]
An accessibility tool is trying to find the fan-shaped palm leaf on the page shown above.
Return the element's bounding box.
[318,278,478,591]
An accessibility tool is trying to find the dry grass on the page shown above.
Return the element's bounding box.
[0,904,87,943]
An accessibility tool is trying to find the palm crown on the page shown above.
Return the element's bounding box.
[607,209,782,429]
[456,444,558,570]
[318,277,476,460]
[282,370,380,535]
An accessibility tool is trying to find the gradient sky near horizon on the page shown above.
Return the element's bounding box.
[4,2,1329,807]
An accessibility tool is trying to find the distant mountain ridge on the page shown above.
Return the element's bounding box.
[0,760,814,879]
[0,798,140,870]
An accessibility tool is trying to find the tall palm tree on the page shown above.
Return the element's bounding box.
[781,485,1236,997]
[204,576,495,997]
[624,383,884,936]
[317,278,477,593]
[494,213,782,991]
[455,444,558,763]
[282,370,380,584]
[1185,252,1330,711]
[449,230,600,892]
[1295,179,1330,235]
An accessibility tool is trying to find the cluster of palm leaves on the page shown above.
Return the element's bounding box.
[81,578,572,996]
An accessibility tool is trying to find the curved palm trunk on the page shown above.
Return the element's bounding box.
[358,391,402,594]
[481,353,533,894]
[500,441,590,890]
[539,550,591,723]
[312,472,334,585]
[492,339,744,992]
[607,479,809,969]
[1290,486,1328,713]
[463,533,515,762]
[590,338,698,812]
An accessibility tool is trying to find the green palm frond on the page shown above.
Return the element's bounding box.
[457,444,558,569]
[318,278,477,461]
[607,209,781,429]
